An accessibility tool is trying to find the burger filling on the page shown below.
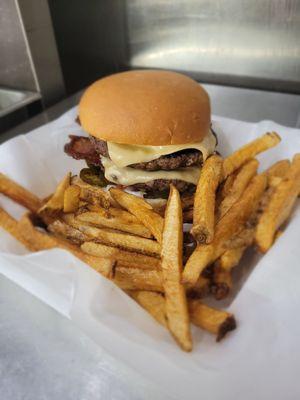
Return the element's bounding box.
[64,129,217,197]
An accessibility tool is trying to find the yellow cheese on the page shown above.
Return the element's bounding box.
[101,157,201,186]
[107,130,216,168]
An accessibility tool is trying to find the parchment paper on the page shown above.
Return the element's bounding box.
[0,107,299,400]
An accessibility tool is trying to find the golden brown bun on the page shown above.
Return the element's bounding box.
[79,70,211,145]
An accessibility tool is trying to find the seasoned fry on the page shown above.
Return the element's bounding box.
[48,219,88,244]
[76,211,152,238]
[224,227,254,250]
[188,300,236,341]
[255,154,300,252]
[110,188,164,243]
[129,291,168,326]
[216,246,247,271]
[63,185,80,213]
[265,159,291,181]
[64,214,161,256]
[17,213,114,277]
[130,291,236,341]
[187,275,210,299]
[218,159,258,219]
[0,207,33,248]
[161,185,192,352]
[211,267,233,300]
[222,132,281,180]
[191,155,223,244]
[81,241,160,270]
[39,173,71,215]
[0,173,42,213]
[114,267,163,292]
[183,174,267,287]
[71,176,111,208]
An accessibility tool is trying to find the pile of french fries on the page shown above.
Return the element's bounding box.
[0,131,299,352]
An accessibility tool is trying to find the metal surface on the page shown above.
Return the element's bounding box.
[0,0,37,92]
[0,87,41,118]
[0,84,299,399]
[127,0,300,93]
[48,0,128,94]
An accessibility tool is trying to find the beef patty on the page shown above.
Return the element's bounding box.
[89,136,203,171]
[64,135,206,195]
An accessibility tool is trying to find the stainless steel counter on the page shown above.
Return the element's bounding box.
[0,84,300,400]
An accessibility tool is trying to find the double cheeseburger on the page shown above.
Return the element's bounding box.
[65,70,217,198]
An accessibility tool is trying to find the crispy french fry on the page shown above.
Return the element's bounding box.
[0,207,34,249]
[110,188,164,243]
[76,211,152,238]
[161,185,192,352]
[114,267,163,292]
[188,300,236,341]
[71,176,111,208]
[129,291,236,341]
[222,132,281,180]
[220,173,236,201]
[183,174,267,287]
[63,185,80,213]
[265,159,291,181]
[187,275,210,299]
[81,241,160,270]
[191,155,223,244]
[216,246,247,271]
[255,154,300,252]
[129,291,168,326]
[224,227,254,250]
[218,159,258,219]
[211,267,233,300]
[17,213,114,278]
[48,219,89,244]
[64,214,161,256]
[39,173,71,215]
[0,173,42,213]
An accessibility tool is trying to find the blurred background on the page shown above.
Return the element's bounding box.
[1,0,300,133]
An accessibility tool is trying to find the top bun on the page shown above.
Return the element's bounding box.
[79,70,211,146]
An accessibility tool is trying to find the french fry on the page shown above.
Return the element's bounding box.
[71,176,111,208]
[129,291,236,341]
[63,185,80,213]
[64,214,161,256]
[191,155,223,244]
[39,173,71,215]
[224,227,254,250]
[216,246,247,271]
[265,159,291,182]
[81,241,160,270]
[218,159,258,219]
[0,207,34,249]
[255,154,300,252]
[17,213,114,278]
[110,188,164,243]
[188,300,236,341]
[129,291,168,326]
[48,219,89,244]
[183,174,267,287]
[114,267,163,292]
[222,132,281,180]
[0,173,42,213]
[187,275,210,299]
[211,267,233,300]
[161,185,192,352]
[76,211,152,238]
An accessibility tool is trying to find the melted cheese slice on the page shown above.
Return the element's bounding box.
[107,130,216,168]
[101,157,201,186]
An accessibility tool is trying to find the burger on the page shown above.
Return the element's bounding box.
[65,70,217,199]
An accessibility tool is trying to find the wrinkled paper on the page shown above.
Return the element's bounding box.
[0,107,299,400]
